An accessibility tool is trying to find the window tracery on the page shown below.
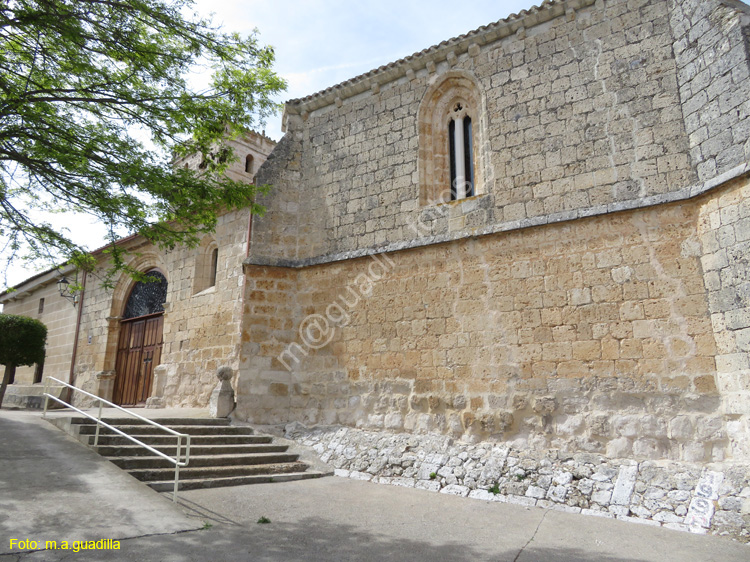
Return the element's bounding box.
[123,270,167,319]
[417,71,484,206]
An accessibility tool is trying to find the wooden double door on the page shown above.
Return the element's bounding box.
[113,313,164,406]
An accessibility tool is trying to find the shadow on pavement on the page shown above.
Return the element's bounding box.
[10,517,654,562]
[172,495,243,527]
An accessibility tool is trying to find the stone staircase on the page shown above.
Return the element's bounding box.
[67,417,326,491]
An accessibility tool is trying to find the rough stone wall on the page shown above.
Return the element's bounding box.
[288,425,750,541]
[698,175,750,460]
[241,0,750,466]
[238,265,300,422]
[239,197,731,463]
[669,0,750,180]
[156,206,251,407]
[174,133,274,182]
[253,132,307,262]
[252,0,720,267]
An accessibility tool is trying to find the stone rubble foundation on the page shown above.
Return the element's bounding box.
[285,424,750,542]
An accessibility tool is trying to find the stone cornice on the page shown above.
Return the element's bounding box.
[244,163,750,270]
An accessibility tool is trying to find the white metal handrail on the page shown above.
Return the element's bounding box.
[42,376,191,502]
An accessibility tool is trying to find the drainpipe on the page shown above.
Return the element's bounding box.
[65,270,87,403]
[245,207,253,258]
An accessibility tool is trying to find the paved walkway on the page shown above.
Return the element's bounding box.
[1,408,748,561]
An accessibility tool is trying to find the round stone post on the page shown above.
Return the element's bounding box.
[209,365,236,418]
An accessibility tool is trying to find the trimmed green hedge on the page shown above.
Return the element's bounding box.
[0,314,47,368]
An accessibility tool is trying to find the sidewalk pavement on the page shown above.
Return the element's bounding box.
[1,408,748,561]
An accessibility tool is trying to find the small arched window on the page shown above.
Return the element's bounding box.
[417,71,484,205]
[448,104,475,200]
[209,248,219,287]
[193,240,218,294]
[245,154,254,174]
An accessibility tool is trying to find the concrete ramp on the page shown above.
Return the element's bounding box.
[0,410,202,555]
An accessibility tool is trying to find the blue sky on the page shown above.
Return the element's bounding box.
[193,0,536,138]
[5,0,536,287]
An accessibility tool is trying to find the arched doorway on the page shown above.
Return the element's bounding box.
[113,270,167,406]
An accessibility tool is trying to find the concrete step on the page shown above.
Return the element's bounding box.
[85,433,272,446]
[147,471,327,492]
[77,424,253,436]
[70,417,232,427]
[94,443,289,457]
[109,452,300,470]
[50,414,328,491]
[128,461,310,482]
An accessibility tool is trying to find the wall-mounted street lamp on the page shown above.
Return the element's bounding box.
[56,276,78,306]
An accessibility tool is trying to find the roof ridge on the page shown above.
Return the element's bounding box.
[285,0,591,110]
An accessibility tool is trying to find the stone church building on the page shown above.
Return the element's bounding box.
[3,0,750,535]
[1,130,277,409]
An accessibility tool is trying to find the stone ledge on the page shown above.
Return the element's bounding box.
[2,384,66,410]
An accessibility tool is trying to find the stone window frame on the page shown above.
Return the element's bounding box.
[193,238,219,295]
[417,70,488,206]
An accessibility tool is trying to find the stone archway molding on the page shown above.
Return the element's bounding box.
[97,251,167,403]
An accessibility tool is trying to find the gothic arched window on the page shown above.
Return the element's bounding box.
[448,103,475,200]
[418,71,484,206]
[122,270,168,319]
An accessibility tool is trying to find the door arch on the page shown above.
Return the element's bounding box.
[113,269,167,406]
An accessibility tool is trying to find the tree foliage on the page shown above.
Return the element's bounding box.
[0,0,286,284]
[0,313,47,405]
[0,313,46,367]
